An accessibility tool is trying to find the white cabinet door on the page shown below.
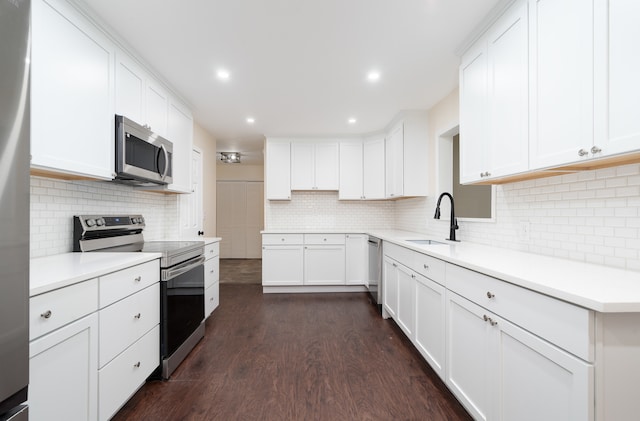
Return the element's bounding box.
[31,0,115,180]
[205,281,220,317]
[115,51,146,125]
[487,0,529,179]
[529,0,594,169]
[265,140,291,200]
[290,142,315,190]
[459,41,489,184]
[363,135,386,199]
[385,123,404,198]
[496,317,593,421]
[415,273,446,380]
[382,256,399,319]
[345,234,367,285]
[396,264,416,341]
[314,143,339,190]
[304,245,346,285]
[167,100,194,193]
[262,245,303,285]
[145,79,169,137]
[594,0,640,157]
[339,142,363,200]
[29,313,98,421]
[446,291,495,421]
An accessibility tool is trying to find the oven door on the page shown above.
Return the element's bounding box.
[160,257,204,358]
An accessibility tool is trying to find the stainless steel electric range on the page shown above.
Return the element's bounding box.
[73,215,205,379]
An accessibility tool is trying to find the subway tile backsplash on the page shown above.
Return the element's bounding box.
[396,163,640,271]
[30,176,179,258]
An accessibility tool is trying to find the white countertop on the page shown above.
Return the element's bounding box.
[30,252,162,297]
[368,229,640,313]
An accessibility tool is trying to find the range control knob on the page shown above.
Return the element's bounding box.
[139,217,144,225]
[96,218,105,226]
[85,219,96,227]
[131,217,138,224]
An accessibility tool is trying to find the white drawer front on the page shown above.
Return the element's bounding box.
[262,233,304,245]
[98,325,159,421]
[30,278,98,340]
[384,241,415,263]
[99,260,159,308]
[205,242,220,260]
[411,252,445,283]
[99,283,160,367]
[205,282,219,317]
[446,263,594,362]
[304,233,345,245]
[205,256,219,288]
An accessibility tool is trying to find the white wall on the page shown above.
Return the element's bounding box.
[396,89,640,271]
[30,176,178,258]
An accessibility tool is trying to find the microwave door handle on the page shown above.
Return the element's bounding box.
[159,144,169,180]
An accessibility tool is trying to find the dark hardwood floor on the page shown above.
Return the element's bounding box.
[113,284,472,421]
[219,259,262,284]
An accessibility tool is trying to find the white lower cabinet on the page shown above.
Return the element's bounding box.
[204,242,220,317]
[29,313,99,421]
[414,273,446,380]
[345,234,368,285]
[396,264,416,340]
[262,245,304,286]
[304,236,346,285]
[382,256,399,319]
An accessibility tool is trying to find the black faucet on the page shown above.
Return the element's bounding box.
[434,192,459,242]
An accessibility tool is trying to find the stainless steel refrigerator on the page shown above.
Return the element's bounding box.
[0,0,30,420]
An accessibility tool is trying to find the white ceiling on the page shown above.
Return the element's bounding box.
[79,0,500,164]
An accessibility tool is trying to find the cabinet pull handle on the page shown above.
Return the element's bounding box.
[134,313,141,319]
[411,274,415,279]
[210,297,214,301]
[41,310,52,319]
[483,314,498,326]
[486,291,495,299]
[591,145,602,154]
[210,269,215,274]
[392,263,397,267]
[134,362,141,368]
[134,276,142,282]
[578,148,589,157]
[423,264,429,270]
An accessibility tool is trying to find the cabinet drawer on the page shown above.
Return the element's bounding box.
[411,252,445,283]
[99,260,159,308]
[262,233,304,245]
[205,242,220,260]
[205,255,219,288]
[304,233,345,245]
[30,278,98,340]
[384,241,415,263]
[205,281,219,317]
[98,325,159,421]
[99,283,160,367]
[446,264,594,361]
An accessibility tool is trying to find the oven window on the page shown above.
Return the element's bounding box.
[163,264,204,357]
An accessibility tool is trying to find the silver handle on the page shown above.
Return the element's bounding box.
[134,313,141,319]
[485,171,491,177]
[159,144,169,180]
[483,314,489,322]
[578,148,589,157]
[423,264,429,270]
[164,255,206,280]
[41,310,52,319]
[134,362,141,368]
[411,274,415,279]
[483,314,497,326]
[487,291,495,299]
[134,276,142,282]
[591,145,602,154]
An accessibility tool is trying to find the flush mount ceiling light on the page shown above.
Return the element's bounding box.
[219,152,241,163]
[246,117,255,124]
[367,71,380,82]
[348,118,357,124]
[216,69,230,81]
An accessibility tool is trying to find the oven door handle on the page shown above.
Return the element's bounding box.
[163,256,205,281]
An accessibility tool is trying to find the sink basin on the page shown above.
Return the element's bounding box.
[405,239,447,246]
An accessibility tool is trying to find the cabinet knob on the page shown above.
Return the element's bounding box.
[392,263,397,267]
[281,238,285,241]
[411,274,415,279]
[198,231,204,236]
[486,291,495,299]
[134,276,141,282]
[134,313,141,319]
[134,362,141,368]
[41,310,52,319]
[578,148,589,157]
[423,264,429,270]
[210,297,214,301]
[210,269,215,274]
[480,172,485,178]
[591,145,602,154]
[323,238,327,242]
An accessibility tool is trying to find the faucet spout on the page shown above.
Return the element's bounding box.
[434,192,459,242]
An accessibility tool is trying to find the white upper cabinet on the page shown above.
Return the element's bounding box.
[460,0,529,184]
[363,135,386,199]
[529,0,594,169]
[145,79,169,138]
[166,100,194,193]
[31,0,115,180]
[265,140,292,200]
[291,142,339,191]
[339,141,364,200]
[115,53,145,126]
[385,122,404,198]
[594,0,640,157]
[385,113,429,198]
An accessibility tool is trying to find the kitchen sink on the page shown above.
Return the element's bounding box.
[405,239,447,246]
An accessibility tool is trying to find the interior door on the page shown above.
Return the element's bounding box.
[179,148,203,238]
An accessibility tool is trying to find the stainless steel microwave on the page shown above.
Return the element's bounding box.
[115,115,173,186]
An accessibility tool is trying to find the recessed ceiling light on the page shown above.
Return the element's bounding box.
[216,69,230,80]
[367,71,380,82]
[348,118,357,124]
[246,117,255,124]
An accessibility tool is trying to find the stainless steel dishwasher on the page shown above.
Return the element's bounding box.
[367,236,382,313]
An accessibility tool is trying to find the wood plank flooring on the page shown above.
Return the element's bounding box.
[219,259,262,284]
[113,285,472,421]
